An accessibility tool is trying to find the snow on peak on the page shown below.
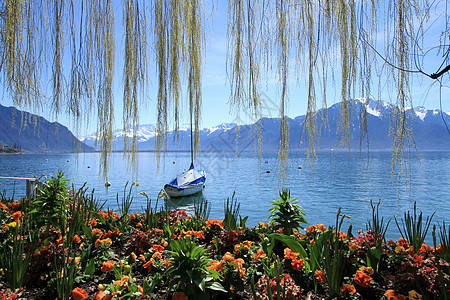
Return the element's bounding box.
[206,123,236,135]
[355,97,384,117]
[414,106,427,121]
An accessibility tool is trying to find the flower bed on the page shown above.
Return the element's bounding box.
[0,174,448,299]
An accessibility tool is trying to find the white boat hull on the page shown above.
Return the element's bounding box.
[164,182,205,198]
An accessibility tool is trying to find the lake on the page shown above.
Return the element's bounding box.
[1,150,449,244]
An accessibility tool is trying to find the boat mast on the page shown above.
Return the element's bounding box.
[190,105,193,165]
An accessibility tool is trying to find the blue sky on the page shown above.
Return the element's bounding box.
[0,0,448,137]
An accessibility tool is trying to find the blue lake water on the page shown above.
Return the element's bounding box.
[1,150,449,244]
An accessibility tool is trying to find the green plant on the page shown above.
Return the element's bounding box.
[308,208,349,297]
[0,210,38,289]
[268,190,307,235]
[223,192,244,231]
[395,202,435,253]
[166,238,225,299]
[365,199,390,272]
[433,223,450,300]
[31,171,69,236]
[366,199,390,243]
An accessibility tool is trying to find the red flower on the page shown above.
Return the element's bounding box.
[354,270,372,287]
[72,287,88,300]
[73,235,81,243]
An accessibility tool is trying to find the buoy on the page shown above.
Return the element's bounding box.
[67,160,70,162]
[87,166,90,168]
[266,170,270,173]
[298,165,302,169]
[45,159,48,162]
[173,161,175,164]
[265,161,268,163]
[105,181,111,187]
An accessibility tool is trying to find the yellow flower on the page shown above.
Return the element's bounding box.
[8,221,17,228]
[408,290,422,299]
[359,266,374,275]
[395,245,405,253]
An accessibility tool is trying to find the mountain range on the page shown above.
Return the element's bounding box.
[0,104,93,152]
[82,98,450,152]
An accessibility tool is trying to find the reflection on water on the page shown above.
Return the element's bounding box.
[165,192,206,216]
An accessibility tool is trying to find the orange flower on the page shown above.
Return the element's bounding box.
[154,229,163,235]
[97,238,112,247]
[307,224,327,233]
[8,201,21,210]
[291,258,304,270]
[315,270,326,282]
[72,287,88,300]
[112,227,122,236]
[103,230,113,238]
[207,260,224,272]
[254,249,267,261]
[73,235,81,242]
[284,248,300,260]
[92,228,103,237]
[114,276,129,287]
[354,270,372,287]
[101,260,114,273]
[341,284,356,294]
[205,219,223,228]
[11,211,22,223]
[153,244,164,252]
[152,252,162,260]
[258,222,267,228]
[0,201,9,211]
[336,231,348,240]
[222,252,234,262]
[173,291,188,300]
[384,289,407,300]
[143,259,153,273]
[89,217,98,226]
[94,290,105,300]
[161,259,172,267]
[130,252,137,260]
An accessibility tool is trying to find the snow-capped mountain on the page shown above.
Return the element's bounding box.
[82,99,450,151]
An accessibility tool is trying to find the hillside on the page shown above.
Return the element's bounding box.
[0,104,93,153]
[82,99,450,152]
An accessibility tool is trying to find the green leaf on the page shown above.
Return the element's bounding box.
[84,259,95,276]
[209,281,227,293]
[268,233,307,258]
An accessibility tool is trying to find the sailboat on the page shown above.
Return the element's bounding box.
[163,115,206,198]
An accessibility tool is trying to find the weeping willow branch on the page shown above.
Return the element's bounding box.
[123,0,147,173]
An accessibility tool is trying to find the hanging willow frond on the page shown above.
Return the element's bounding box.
[123,0,147,173]
[185,0,204,158]
[227,0,262,155]
[91,0,116,179]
